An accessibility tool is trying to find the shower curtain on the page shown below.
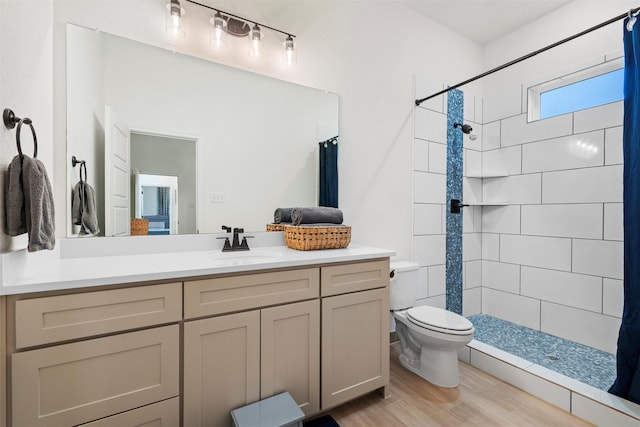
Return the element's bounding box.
[610,18,640,405]
[319,140,338,208]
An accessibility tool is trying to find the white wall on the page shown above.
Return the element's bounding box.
[0,0,54,252]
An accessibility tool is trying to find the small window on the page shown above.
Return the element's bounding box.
[528,59,623,121]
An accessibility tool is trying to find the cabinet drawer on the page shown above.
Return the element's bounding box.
[77,397,179,427]
[12,325,179,427]
[321,259,389,296]
[184,268,319,319]
[15,282,182,349]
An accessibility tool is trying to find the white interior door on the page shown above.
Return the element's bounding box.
[105,106,131,236]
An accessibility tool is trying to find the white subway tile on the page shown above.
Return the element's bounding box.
[572,239,623,280]
[605,126,623,165]
[482,288,541,330]
[482,233,500,261]
[464,260,482,289]
[413,203,442,235]
[574,101,623,133]
[572,393,640,427]
[542,165,622,204]
[416,294,446,309]
[463,206,482,234]
[464,92,476,122]
[428,264,445,297]
[482,205,521,234]
[463,288,481,317]
[483,86,522,124]
[482,120,501,151]
[463,233,482,261]
[414,171,445,204]
[483,174,542,205]
[469,350,570,412]
[500,234,572,271]
[521,267,602,313]
[603,278,623,318]
[541,302,620,353]
[482,260,520,293]
[415,108,447,143]
[482,146,522,176]
[604,203,623,241]
[465,149,482,177]
[429,141,447,174]
[417,266,429,300]
[522,130,604,173]
[413,235,445,267]
[502,113,573,147]
[521,204,603,239]
[414,139,429,171]
[463,177,483,204]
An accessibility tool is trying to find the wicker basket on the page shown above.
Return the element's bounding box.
[266,223,287,231]
[283,225,351,251]
[130,218,149,236]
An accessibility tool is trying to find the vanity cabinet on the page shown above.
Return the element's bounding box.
[0,296,6,427]
[183,270,321,427]
[7,283,182,427]
[320,260,390,409]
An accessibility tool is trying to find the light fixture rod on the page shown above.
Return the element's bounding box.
[184,0,296,38]
[415,5,640,106]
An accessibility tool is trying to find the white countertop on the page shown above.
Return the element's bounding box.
[0,239,394,296]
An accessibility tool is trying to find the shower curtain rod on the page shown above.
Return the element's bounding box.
[415,6,640,106]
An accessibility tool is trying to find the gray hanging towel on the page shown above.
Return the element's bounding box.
[72,180,100,235]
[21,155,55,252]
[4,155,27,236]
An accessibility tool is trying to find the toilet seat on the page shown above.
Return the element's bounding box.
[406,306,474,336]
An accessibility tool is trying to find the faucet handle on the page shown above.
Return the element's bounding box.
[216,236,233,252]
[222,225,232,233]
[239,235,253,250]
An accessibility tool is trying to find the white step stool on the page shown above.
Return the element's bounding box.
[231,392,305,427]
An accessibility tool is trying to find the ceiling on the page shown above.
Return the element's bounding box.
[402,0,573,45]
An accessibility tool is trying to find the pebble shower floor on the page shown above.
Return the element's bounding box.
[467,314,616,391]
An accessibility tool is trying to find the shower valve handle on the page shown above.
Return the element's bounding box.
[450,199,469,214]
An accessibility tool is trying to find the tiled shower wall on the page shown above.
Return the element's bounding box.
[413,76,623,355]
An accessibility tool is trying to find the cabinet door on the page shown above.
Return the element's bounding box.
[184,311,260,427]
[321,288,389,409]
[261,300,320,417]
[77,397,179,427]
[0,297,6,427]
[11,325,179,427]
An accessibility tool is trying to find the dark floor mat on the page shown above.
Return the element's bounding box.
[303,414,340,427]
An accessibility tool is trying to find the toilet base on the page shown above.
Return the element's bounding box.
[398,346,461,388]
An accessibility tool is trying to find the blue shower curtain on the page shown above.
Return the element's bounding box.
[610,19,640,404]
[319,141,338,208]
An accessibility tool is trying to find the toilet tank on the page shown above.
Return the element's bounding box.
[389,261,420,310]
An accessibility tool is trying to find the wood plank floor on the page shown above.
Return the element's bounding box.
[326,343,594,426]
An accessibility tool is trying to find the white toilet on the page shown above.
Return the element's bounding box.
[390,261,474,388]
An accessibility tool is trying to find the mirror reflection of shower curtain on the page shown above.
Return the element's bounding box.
[610,19,640,405]
[319,141,338,208]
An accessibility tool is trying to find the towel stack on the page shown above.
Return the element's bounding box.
[4,155,55,252]
[273,206,344,226]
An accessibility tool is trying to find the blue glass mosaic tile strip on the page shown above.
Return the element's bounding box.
[468,314,616,391]
[446,89,464,315]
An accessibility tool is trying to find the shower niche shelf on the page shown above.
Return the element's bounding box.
[464,171,508,179]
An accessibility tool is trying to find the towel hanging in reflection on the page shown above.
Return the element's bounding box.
[71,161,99,235]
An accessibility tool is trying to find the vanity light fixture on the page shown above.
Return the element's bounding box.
[453,122,478,141]
[210,11,227,48]
[182,0,297,65]
[166,0,186,38]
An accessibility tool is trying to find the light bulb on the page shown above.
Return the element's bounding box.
[166,0,185,38]
[210,11,227,48]
[249,24,261,57]
[283,35,296,67]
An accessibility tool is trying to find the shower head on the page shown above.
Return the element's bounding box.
[453,122,478,141]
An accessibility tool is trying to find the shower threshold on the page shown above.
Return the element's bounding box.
[463,314,640,425]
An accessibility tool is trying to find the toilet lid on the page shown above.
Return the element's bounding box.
[407,306,474,335]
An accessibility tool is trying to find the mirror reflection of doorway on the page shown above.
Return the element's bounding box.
[135,173,178,235]
[130,132,197,235]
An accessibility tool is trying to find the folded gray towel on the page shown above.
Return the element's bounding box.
[291,207,343,226]
[274,208,294,224]
[72,180,100,235]
[19,155,55,252]
[4,155,27,236]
